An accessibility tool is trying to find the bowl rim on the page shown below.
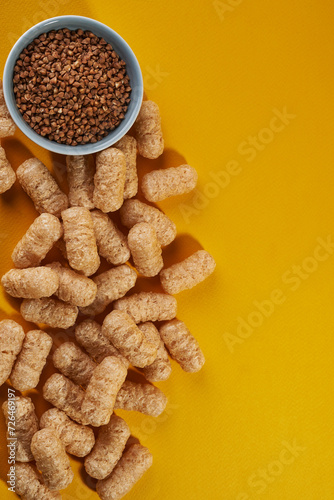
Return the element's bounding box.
[3,15,143,155]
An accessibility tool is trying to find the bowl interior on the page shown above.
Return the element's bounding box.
[3,16,143,155]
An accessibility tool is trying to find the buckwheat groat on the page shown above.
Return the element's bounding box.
[113,292,177,324]
[134,100,164,159]
[141,164,198,202]
[0,319,25,386]
[66,155,95,209]
[160,249,216,294]
[75,319,129,367]
[2,396,39,462]
[46,262,97,307]
[53,342,96,388]
[43,373,88,425]
[115,135,138,199]
[82,356,127,427]
[10,330,53,391]
[120,199,177,247]
[31,428,74,491]
[93,147,126,212]
[1,267,59,299]
[12,213,63,268]
[0,145,16,193]
[0,80,16,137]
[91,209,130,265]
[80,265,137,316]
[62,207,100,276]
[85,414,130,479]
[128,222,163,277]
[16,463,61,500]
[21,298,78,329]
[159,319,205,372]
[17,158,68,217]
[138,322,172,382]
[102,311,157,368]
[114,381,167,417]
[96,444,153,500]
[40,408,95,457]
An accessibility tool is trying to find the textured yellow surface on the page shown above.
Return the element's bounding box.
[1,1,334,499]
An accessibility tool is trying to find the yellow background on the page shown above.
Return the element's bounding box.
[1,0,334,499]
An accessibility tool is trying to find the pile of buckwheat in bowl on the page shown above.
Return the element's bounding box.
[13,28,132,146]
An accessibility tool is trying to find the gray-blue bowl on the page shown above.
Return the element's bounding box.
[3,15,143,155]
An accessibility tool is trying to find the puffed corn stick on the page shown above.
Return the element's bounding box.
[31,428,74,491]
[84,414,130,480]
[91,209,130,265]
[43,373,88,425]
[94,147,126,212]
[102,311,157,368]
[80,265,137,316]
[51,340,164,415]
[115,135,138,199]
[0,106,16,137]
[54,342,124,390]
[119,199,177,247]
[15,463,61,500]
[10,330,53,391]
[159,319,205,373]
[81,356,128,427]
[66,155,95,209]
[0,109,16,138]
[134,100,164,159]
[62,207,100,276]
[160,249,216,294]
[0,80,16,137]
[96,444,153,500]
[40,408,95,457]
[12,213,63,268]
[75,319,129,367]
[48,344,165,418]
[53,342,96,388]
[0,145,15,193]
[138,322,172,382]
[141,164,198,202]
[114,380,167,417]
[113,291,177,323]
[2,396,39,462]
[16,158,68,217]
[1,267,59,299]
[128,222,163,277]
[46,262,97,307]
[21,298,78,329]
[0,319,25,386]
